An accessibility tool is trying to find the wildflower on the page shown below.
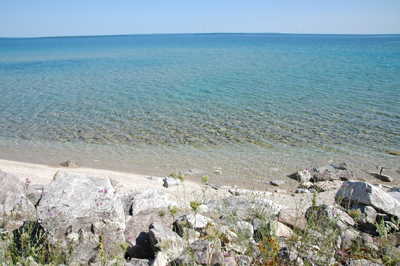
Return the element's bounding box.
[168,205,178,216]
[197,204,208,213]
[225,259,229,263]
[338,251,343,256]
[249,169,252,171]
[49,213,53,216]
[306,167,309,170]
[332,212,336,216]
[322,172,327,175]
[42,192,46,196]
[96,203,99,206]
[190,200,201,212]
[21,196,24,199]
[104,189,108,193]
[95,198,97,201]
[103,214,108,218]
[106,239,109,243]
[19,200,23,203]
[333,201,337,205]
[114,190,117,194]
[202,175,209,183]
[99,190,104,193]
[344,183,349,187]
[214,170,221,175]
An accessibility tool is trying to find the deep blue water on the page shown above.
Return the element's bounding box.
[1,34,399,179]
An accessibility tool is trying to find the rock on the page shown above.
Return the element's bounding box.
[290,169,311,183]
[312,172,331,182]
[126,232,153,259]
[337,170,355,181]
[0,171,37,224]
[125,258,149,266]
[370,172,394,182]
[305,204,355,230]
[250,198,284,217]
[163,177,182,188]
[177,213,214,230]
[344,258,384,265]
[313,180,343,192]
[235,221,254,239]
[295,188,311,194]
[150,252,168,266]
[59,160,78,167]
[331,163,347,170]
[149,222,183,259]
[335,181,400,218]
[188,239,222,265]
[37,172,125,265]
[270,180,287,186]
[350,204,377,231]
[128,189,177,216]
[145,176,163,183]
[269,220,293,238]
[341,228,360,250]
[277,208,307,232]
[387,191,400,202]
[298,182,313,189]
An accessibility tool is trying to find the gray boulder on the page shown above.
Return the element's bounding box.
[37,172,125,265]
[335,181,400,218]
[0,171,37,225]
[127,189,177,216]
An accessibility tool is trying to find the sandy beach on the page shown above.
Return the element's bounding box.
[0,158,352,212]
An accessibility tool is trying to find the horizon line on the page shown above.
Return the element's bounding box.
[1,32,400,39]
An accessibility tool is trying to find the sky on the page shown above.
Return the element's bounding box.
[1,0,399,37]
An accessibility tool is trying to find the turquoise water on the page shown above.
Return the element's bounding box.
[1,34,399,180]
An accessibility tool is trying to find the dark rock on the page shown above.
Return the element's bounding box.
[370,172,393,182]
[270,180,287,186]
[290,169,311,183]
[126,232,153,259]
[60,160,78,167]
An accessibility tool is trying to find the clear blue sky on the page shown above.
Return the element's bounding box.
[1,0,399,37]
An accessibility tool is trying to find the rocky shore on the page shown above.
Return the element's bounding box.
[1,159,400,265]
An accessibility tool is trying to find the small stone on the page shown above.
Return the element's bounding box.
[295,188,311,194]
[60,160,78,167]
[290,169,311,183]
[163,177,182,188]
[331,163,347,170]
[370,172,393,182]
[270,180,287,186]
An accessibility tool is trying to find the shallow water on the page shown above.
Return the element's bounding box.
[0,34,399,181]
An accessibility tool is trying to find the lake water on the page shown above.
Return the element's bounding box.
[1,34,399,182]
